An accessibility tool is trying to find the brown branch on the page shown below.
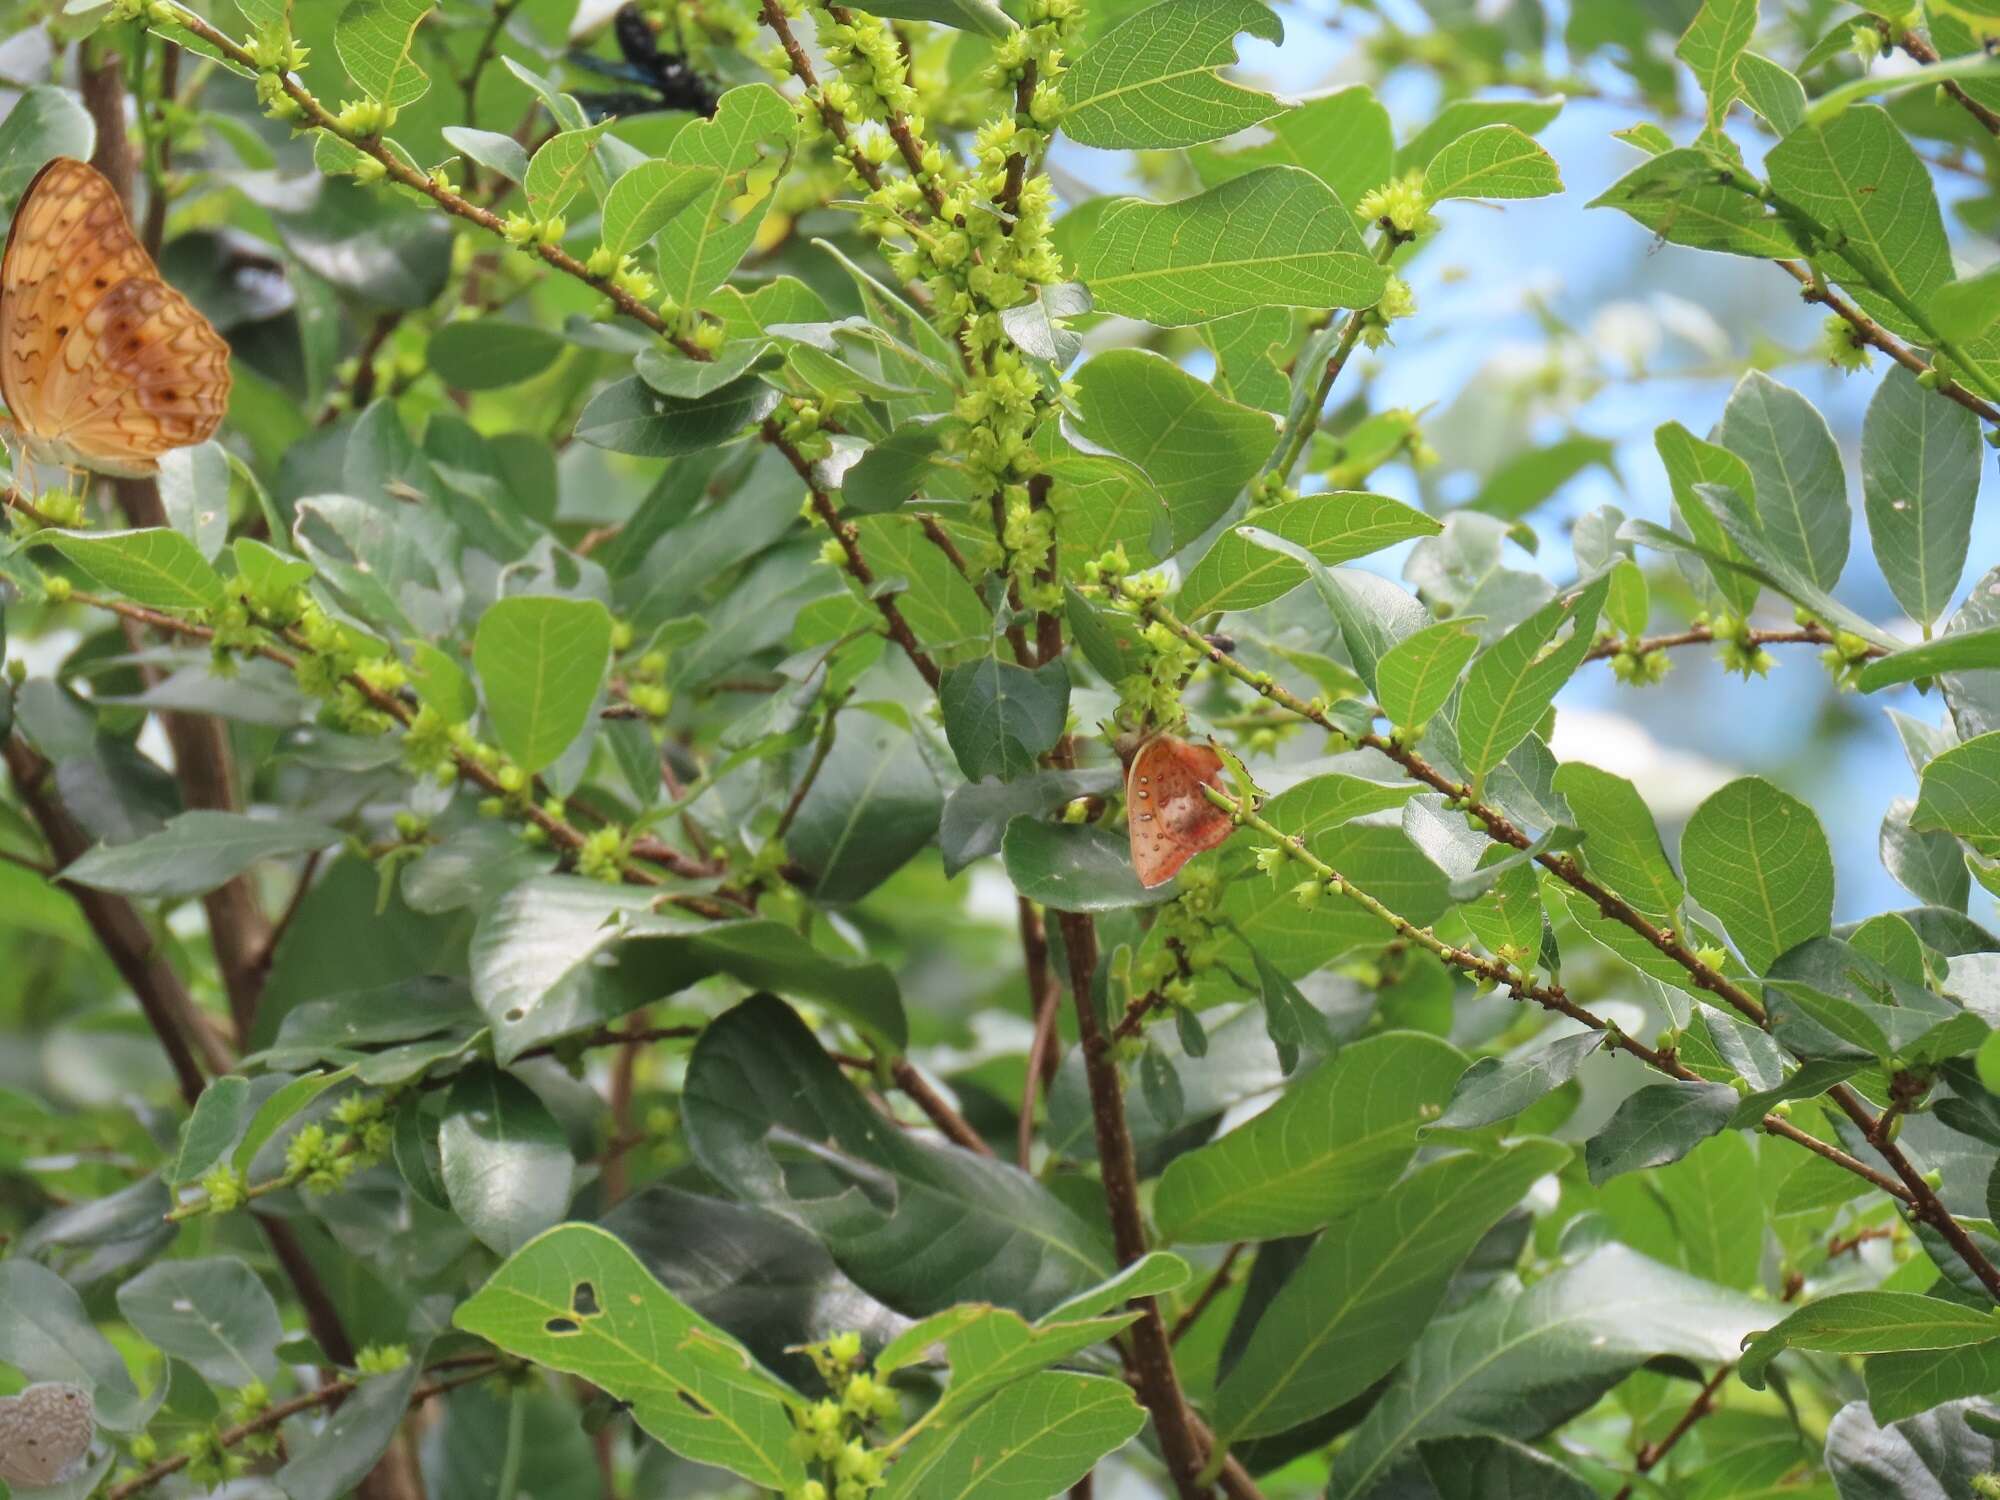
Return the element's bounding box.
[1582,623,1851,662]
[1610,1361,1734,1500]
[4,733,231,1095]
[1887,23,2000,137]
[1055,911,1214,1500]
[1017,897,1062,1168]
[105,1359,496,1500]
[775,695,847,841]
[889,1057,994,1156]
[1169,1244,1243,1345]
[1776,261,2000,426]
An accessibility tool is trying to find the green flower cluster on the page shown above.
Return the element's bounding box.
[1704,612,1775,679]
[1133,863,1228,1003]
[787,1331,900,1500]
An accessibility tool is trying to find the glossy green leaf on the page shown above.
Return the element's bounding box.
[1913,730,2000,857]
[1681,776,1835,973]
[1153,1031,1465,1243]
[1550,762,1683,921]
[1327,1244,1766,1499]
[1060,0,1285,150]
[1675,0,1757,130]
[878,1373,1144,1500]
[1177,491,1440,617]
[440,1066,575,1257]
[1069,350,1276,547]
[523,122,612,215]
[684,996,1113,1317]
[473,596,613,774]
[1865,1339,2000,1423]
[1431,1031,1601,1132]
[0,1260,147,1430]
[454,1223,806,1489]
[62,811,337,900]
[789,709,942,902]
[1453,576,1608,777]
[1583,1080,1738,1185]
[427,322,565,391]
[1860,628,2000,693]
[575,374,780,457]
[1002,819,1174,912]
[1739,1292,2000,1390]
[1081,167,1387,326]
[1213,1139,1569,1442]
[938,657,1070,781]
[1862,369,1980,631]
[655,85,798,306]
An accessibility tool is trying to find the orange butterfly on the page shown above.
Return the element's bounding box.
[0,157,231,480]
[1127,732,1233,888]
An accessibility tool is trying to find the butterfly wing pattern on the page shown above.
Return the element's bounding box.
[1127,733,1233,888]
[0,157,231,478]
[0,1382,95,1490]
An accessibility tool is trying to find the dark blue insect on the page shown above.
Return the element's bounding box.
[569,5,719,120]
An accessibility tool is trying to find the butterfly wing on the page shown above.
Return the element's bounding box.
[41,274,232,474]
[0,157,229,475]
[0,1383,95,1489]
[1128,734,1232,888]
[1,158,155,439]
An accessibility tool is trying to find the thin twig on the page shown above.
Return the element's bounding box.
[1609,1360,1734,1500]
[890,1057,994,1156]
[1888,23,2000,137]
[1169,1244,1244,1345]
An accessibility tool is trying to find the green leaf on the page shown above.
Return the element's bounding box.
[1653,419,1760,614]
[1069,350,1276,548]
[1675,0,1758,131]
[334,0,433,107]
[1081,167,1388,327]
[277,1355,426,1500]
[1373,620,1479,733]
[0,1260,147,1430]
[684,996,1113,1316]
[600,160,718,255]
[1550,763,1683,921]
[1059,0,1285,150]
[789,710,942,902]
[155,442,229,561]
[1453,576,1609,777]
[0,87,94,199]
[1881,795,1970,910]
[115,1258,282,1388]
[233,1068,355,1173]
[575,373,780,458]
[655,85,798,306]
[1327,1244,1766,1499]
[1176,491,1440,617]
[1652,1131,1762,1288]
[1002,819,1176,912]
[1583,1080,1738,1185]
[440,1066,575,1257]
[1861,366,1980,631]
[1588,146,1802,260]
[938,657,1070,781]
[170,1075,253,1185]
[1467,435,1616,522]
[427,322,565,391]
[1196,84,1395,210]
[1681,776,1836,972]
[941,767,1118,877]
[1717,371,1849,592]
[1860,628,2000,692]
[878,1373,1145,1500]
[635,338,779,400]
[62,810,337,901]
[1733,51,1807,134]
[1738,1292,2000,1390]
[841,420,956,514]
[523,121,613,216]
[1249,938,1338,1074]
[1213,1139,1569,1442]
[837,0,1014,36]
[35,528,226,612]
[1765,107,1952,347]
[852,515,991,652]
[1928,262,2000,343]
[1912,730,2000,858]
[1865,1339,2000,1423]
[1396,96,1563,174]
[473,596,613,775]
[1152,1031,1465,1243]
[1420,125,1563,201]
[453,1223,806,1489]
[1431,1031,1602,1132]
[1420,1437,1596,1500]
[441,126,528,182]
